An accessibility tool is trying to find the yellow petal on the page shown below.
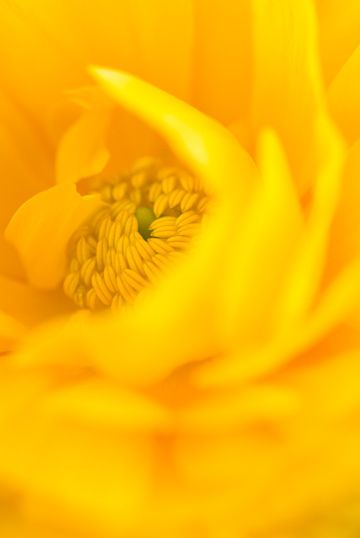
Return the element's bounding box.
[79,68,257,382]
[180,385,298,432]
[0,416,154,530]
[196,116,345,388]
[326,140,360,280]
[5,184,104,289]
[90,67,256,202]
[218,129,303,348]
[251,0,323,191]
[328,45,360,145]
[55,89,112,183]
[13,68,257,384]
[0,88,53,279]
[0,311,24,353]
[42,378,168,430]
[0,0,193,145]
[274,114,345,330]
[316,0,360,84]
[191,0,252,127]
[0,0,84,141]
[0,274,73,328]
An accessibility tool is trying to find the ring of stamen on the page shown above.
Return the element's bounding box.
[63,158,208,310]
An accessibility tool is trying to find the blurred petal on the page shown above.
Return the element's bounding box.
[197,116,345,387]
[90,67,256,200]
[251,0,323,190]
[0,311,24,353]
[191,0,252,127]
[43,378,168,430]
[0,419,154,530]
[275,115,345,330]
[12,68,257,384]
[325,140,360,280]
[181,385,298,432]
[0,89,53,279]
[328,45,360,145]
[218,129,303,347]
[315,0,360,84]
[5,184,104,289]
[55,89,112,184]
[0,274,72,328]
[0,0,193,145]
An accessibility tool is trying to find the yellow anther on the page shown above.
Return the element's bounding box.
[153,193,169,217]
[168,189,185,208]
[181,192,199,212]
[180,173,195,192]
[177,223,201,237]
[147,237,173,254]
[81,257,96,287]
[162,175,176,194]
[63,158,208,310]
[64,271,80,297]
[176,210,198,227]
[112,182,127,201]
[149,216,176,230]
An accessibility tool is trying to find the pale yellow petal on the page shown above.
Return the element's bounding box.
[5,184,104,289]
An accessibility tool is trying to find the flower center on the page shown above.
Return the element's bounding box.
[63,158,208,310]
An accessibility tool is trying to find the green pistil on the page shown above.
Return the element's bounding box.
[135,206,156,240]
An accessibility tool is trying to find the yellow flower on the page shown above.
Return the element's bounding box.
[0,0,360,536]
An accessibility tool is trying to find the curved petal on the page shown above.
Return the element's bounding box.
[13,69,258,385]
[55,89,112,184]
[90,67,256,201]
[5,184,105,289]
[218,129,303,348]
[196,115,345,388]
[274,114,345,331]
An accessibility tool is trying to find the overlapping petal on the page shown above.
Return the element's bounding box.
[0,0,359,536]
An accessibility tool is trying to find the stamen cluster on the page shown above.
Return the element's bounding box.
[63,158,208,310]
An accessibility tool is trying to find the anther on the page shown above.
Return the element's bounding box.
[63,158,208,310]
